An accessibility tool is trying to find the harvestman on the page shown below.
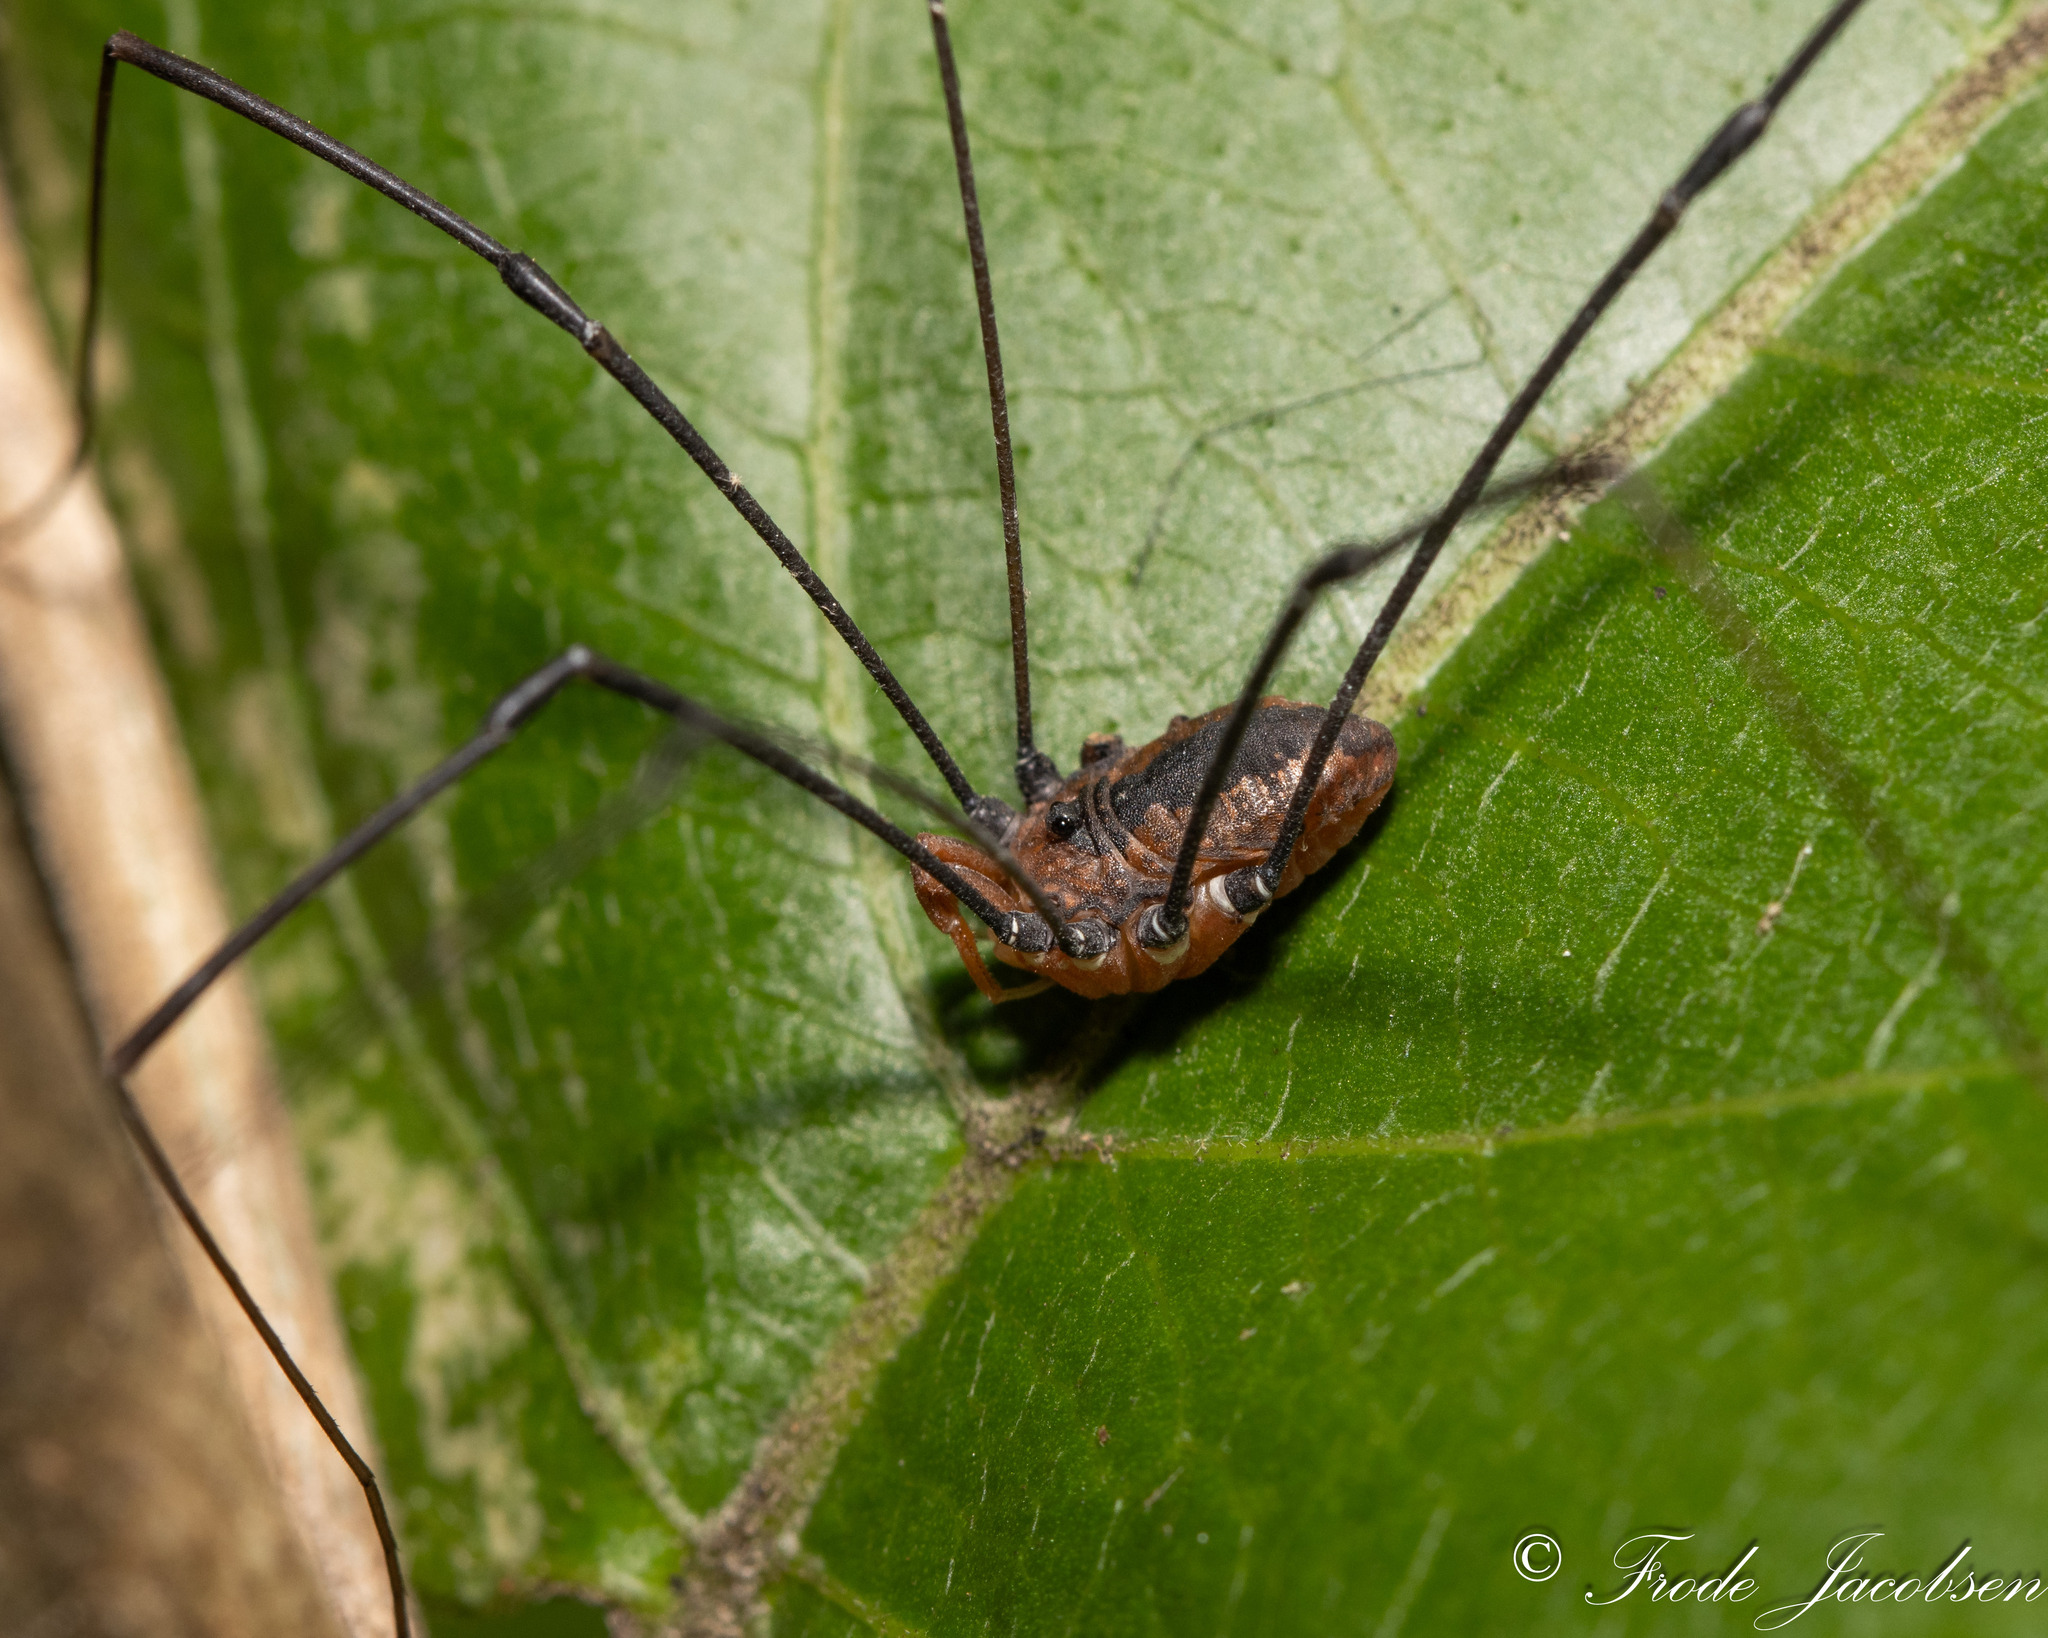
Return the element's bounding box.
[4,0,1873,1628]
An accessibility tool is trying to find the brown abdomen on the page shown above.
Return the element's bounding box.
[1104,699,1396,880]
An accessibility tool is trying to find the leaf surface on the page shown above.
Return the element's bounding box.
[4,0,2042,1630]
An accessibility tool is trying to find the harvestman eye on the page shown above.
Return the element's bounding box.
[0,0,1877,1630]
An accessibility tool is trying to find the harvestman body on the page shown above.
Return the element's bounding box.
[915,703,1397,999]
[4,0,1875,1628]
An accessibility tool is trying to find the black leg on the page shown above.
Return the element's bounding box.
[1140,0,1875,949]
[1143,458,1618,941]
[925,0,1061,807]
[8,32,988,816]
[100,643,1088,1638]
[1240,0,1873,916]
[112,646,1066,1080]
[103,1066,417,1638]
[0,46,117,550]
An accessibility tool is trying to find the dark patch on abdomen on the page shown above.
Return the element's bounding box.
[1107,704,1327,831]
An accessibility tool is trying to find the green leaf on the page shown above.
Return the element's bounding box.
[805,44,2048,1638]
[5,0,2044,1630]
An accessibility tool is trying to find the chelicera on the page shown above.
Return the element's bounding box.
[1,0,1874,1628]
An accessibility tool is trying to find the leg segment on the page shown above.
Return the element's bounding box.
[910,834,1054,1003]
[103,645,1070,1636]
[18,32,987,815]
[1145,0,1875,949]
[924,1,1062,807]
[1141,456,1618,946]
[115,645,1061,1077]
[1249,0,1874,903]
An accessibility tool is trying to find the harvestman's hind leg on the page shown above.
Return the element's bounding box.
[101,644,1088,1636]
[0,182,402,1632]
[24,24,1109,932]
[1142,0,1878,952]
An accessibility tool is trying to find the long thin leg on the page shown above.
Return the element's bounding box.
[925,0,1061,806]
[0,49,117,548]
[288,717,1081,1085]
[1143,457,1617,940]
[114,646,1063,1077]
[1183,0,1873,929]
[23,33,987,814]
[103,1066,416,1638]
[104,643,1081,1637]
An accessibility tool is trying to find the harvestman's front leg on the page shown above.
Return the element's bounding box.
[56,32,993,818]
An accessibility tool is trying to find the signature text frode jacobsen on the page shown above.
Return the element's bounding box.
[1573,1532,2043,1627]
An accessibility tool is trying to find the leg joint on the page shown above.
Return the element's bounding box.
[499,252,592,342]
[485,646,598,734]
